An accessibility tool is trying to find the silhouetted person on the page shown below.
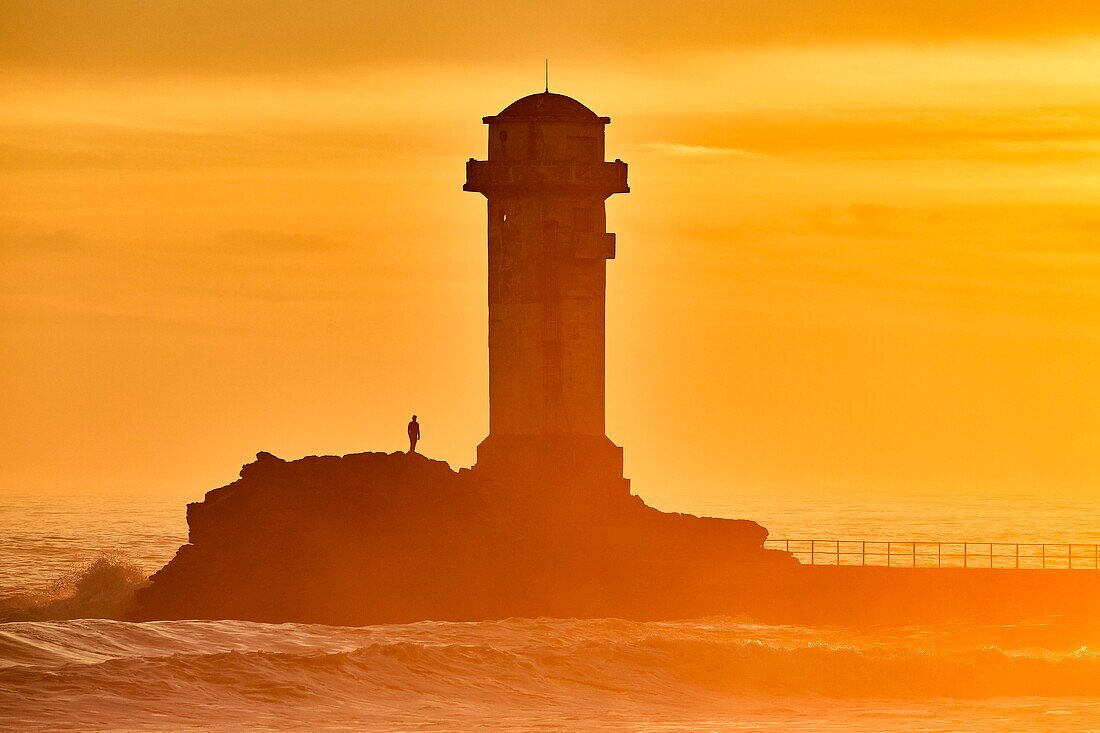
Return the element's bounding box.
[407,415,420,454]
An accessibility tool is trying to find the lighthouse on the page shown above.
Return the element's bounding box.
[464,91,630,491]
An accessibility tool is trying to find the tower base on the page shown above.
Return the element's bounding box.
[474,434,631,503]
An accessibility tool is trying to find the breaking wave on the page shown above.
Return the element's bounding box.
[0,555,147,622]
[2,617,1100,731]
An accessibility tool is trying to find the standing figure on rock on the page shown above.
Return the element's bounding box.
[407,415,420,454]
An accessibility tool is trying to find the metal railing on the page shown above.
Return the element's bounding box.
[764,539,1100,569]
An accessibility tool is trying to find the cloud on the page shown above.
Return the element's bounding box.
[217,230,348,255]
[631,105,1100,161]
[0,115,440,172]
[666,202,1100,311]
[0,228,99,256]
[642,142,756,158]
[3,1,1100,77]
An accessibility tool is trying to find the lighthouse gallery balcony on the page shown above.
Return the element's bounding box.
[464,159,629,196]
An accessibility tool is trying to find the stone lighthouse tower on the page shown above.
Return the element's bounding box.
[464,91,630,493]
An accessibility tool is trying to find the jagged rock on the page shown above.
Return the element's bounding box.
[133,451,790,624]
[238,450,286,479]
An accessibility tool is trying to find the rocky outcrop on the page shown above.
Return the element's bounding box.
[135,450,1100,626]
[132,450,791,624]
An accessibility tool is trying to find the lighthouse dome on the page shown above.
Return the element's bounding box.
[491,92,606,123]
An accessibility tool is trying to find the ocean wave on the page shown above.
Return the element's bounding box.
[2,617,1098,696]
[0,555,146,622]
[5,618,1100,731]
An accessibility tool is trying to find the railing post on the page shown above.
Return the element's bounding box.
[1015,543,1019,569]
[912,542,916,568]
[862,540,866,566]
[937,542,941,568]
[963,542,967,568]
[1069,544,1073,570]
[836,540,840,566]
[785,539,790,553]
[886,542,891,567]
[1042,544,1045,569]
[811,540,815,566]
[989,543,993,569]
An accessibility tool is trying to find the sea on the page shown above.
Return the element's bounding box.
[2,490,1100,732]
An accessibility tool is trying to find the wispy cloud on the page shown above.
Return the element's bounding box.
[642,142,757,158]
[635,106,1100,162]
[210,230,351,258]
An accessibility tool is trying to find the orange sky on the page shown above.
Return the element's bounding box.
[2,2,1099,507]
